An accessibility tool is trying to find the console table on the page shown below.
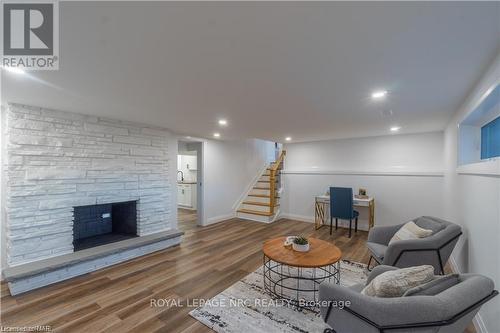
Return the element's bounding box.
[315,195,375,230]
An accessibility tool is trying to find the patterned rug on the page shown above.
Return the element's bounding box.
[189,260,368,333]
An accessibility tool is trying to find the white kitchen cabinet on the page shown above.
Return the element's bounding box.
[183,184,192,206]
[190,184,197,208]
[178,183,197,210]
[178,184,190,207]
[177,185,185,206]
[180,155,197,171]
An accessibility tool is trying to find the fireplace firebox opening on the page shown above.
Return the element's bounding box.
[73,200,138,251]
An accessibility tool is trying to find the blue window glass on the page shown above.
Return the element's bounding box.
[481,116,500,159]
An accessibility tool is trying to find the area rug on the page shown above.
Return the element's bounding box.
[189,260,368,333]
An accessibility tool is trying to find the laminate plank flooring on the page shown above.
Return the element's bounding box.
[0,210,473,333]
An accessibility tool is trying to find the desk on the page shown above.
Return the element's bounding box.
[315,195,375,230]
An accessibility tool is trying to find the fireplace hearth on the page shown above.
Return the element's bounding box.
[73,200,138,251]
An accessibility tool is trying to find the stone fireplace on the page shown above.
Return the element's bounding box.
[3,103,178,266]
[73,200,138,251]
[2,103,182,295]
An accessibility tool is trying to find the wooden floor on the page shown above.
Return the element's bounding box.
[0,211,472,332]
[177,208,199,233]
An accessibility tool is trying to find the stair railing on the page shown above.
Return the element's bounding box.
[269,150,286,214]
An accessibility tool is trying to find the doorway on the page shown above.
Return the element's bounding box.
[177,140,203,230]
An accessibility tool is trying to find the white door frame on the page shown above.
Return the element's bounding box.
[176,138,205,227]
[195,141,205,226]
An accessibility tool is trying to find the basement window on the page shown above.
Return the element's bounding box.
[480,116,500,159]
[457,83,500,175]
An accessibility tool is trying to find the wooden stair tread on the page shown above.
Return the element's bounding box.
[253,186,271,190]
[242,201,280,207]
[243,201,270,207]
[237,209,273,217]
[248,194,280,198]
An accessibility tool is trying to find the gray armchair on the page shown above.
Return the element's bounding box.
[319,265,498,333]
[367,216,462,274]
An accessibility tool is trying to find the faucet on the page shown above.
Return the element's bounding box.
[177,170,184,182]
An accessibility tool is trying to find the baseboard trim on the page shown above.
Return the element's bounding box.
[278,213,370,231]
[448,255,487,333]
[279,213,314,223]
[473,314,488,333]
[448,254,460,273]
[206,213,236,226]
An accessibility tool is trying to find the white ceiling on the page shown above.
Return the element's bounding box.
[2,2,499,142]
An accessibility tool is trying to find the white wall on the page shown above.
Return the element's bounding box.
[284,132,444,173]
[281,132,445,230]
[443,52,500,332]
[458,125,481,166]
[202,138,275,225]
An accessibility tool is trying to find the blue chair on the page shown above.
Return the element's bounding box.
[330,187,359,238]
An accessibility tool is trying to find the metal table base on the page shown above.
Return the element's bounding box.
[263,254,340,308]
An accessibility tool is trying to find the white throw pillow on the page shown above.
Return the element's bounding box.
[361,265,434,297]
[389,221,433,245]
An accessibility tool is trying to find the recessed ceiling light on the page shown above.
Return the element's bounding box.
[218,119,228,126]
[371,90,387,100]
[390,126,401,132]
[285,137,292,141]
[213,132,220,138]
[2,66,25,75]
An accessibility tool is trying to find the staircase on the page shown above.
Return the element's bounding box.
[236,151,285,223]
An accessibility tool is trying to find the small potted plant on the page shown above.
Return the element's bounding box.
[292,236,310,252]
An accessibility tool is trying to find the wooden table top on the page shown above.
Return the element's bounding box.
[262,237,342,268]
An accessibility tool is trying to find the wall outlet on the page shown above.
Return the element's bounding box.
[102,213,111,218]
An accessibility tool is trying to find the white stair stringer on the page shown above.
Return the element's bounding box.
[232,165,268,211]
[236,163,282,223]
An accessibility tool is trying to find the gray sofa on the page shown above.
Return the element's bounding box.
[366,216,462,274]
[319,265,498,333]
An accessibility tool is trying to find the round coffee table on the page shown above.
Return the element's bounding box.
[262,237,342,307]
